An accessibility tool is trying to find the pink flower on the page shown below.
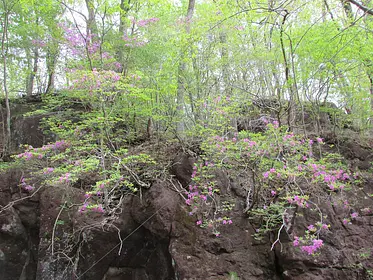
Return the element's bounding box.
[307,224,316,231]
[263,172,269,178]
[312,239,323,248]
[293,236,299,247]
[24,185,34,191]
[271,190,276,196]
[316,137,323,143]
[351,212,358,219]
[342,218,349,225]
[44,167,54,174]
[196,220,202,225]
[95,205,104,213]
[79,203,88,213]
[228,219,232,224]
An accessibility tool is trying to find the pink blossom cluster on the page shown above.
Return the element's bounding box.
[122,35,148,48]
[31,39,47,48]
[69,70,121,91]
[350,212,358,219]
[92,205,104,213]
[131,17,160,27]
[79,203,89,212]
[301,239,324,255]
[59,173,71,183]
[130,74,141,80]
[185,185,208,206]
[43,167,54,174]
[16,141,69,160]
[79,203,104,214]
[20,177,34,191]
[293,236,324,255]
[287,195,309,208]
[87,41,101,54]
[283,132,295,141]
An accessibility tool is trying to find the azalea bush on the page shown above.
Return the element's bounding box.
[12,67,158,215]
[186,121,361,255]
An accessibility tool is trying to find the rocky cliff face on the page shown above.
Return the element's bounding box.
[1,105,373,280]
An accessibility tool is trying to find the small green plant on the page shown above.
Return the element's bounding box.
[228,271,240,280]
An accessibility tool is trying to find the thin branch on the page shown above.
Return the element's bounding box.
[51,202,67,256]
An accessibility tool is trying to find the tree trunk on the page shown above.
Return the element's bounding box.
[1,2,11,155]
[176,0,195,134]
[45,38,59,94]
[279,10,296,130]
[26,47,39,96]
[85,0,98,39]
[118,0,131,75]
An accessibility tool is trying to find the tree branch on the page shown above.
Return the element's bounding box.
[348,0,373,16]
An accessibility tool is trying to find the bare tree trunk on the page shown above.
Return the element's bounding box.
[118,0,131,75]
[26,47,39,96]
[45,30,59,94]
[1,0,11,155]
[220,31,230,95]
[85,0,98,39]
[176,0,195,134]
[279,10,296,130]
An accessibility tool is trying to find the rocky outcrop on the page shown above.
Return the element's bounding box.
[1,104,373,280]
[2,149,372,280]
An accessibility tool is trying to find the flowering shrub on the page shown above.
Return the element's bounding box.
[187,121,360,255]
[14,137,155,215]
[186,161,234,236]
[12,71,156,217]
